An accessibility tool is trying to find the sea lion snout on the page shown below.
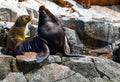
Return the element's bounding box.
[22,15,32,24]
[19,15,32,26]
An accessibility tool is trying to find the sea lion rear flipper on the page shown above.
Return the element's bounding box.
[36,53,49,63]
[63,37,85,57]
[36,43,50,63]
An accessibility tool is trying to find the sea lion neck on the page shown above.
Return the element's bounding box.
[38,11,47,27]
[14,15,31,27]
[14,22,26,27]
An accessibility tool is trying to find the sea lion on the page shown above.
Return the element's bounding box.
[38,5,83,57]
[5,15,32,56]
[5,15,49,62]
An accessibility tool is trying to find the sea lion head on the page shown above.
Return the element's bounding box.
[39,5,46,11]
[15,15,32,27]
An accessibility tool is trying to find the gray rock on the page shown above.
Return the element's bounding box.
[92,57,120,82]
[0,22,9,47]
[88,46,112,59]
[110,5,120,12]
[0,55,18,80]
[76,20,120,49]
[28,24,38,37]
[61,19,120,49]
[0,8,17,22]
[16,53,45,74]
[25,63,90,82]
[26,8,39,19]
[64,27,86,54]
[90,77,112,82]
[62,56,100,79]
[48,55,62,63]
[16,54,61,73]
[0,72,27,82]
[62,56,120,82]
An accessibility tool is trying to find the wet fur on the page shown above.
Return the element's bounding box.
[5,15,31,55]
[38,8,65,55]
[15,36,48,56]
[38,6,84,57]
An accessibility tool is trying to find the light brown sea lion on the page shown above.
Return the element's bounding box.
[5,15,49,62]
[6,15,32,56]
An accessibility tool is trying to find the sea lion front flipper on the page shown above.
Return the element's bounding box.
[36,43,50,63]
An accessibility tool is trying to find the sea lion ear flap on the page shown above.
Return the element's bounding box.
[36,43,50,63]
[39,5,46,11]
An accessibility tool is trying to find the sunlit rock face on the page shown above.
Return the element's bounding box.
[76,20,120,49]
[0,1,120,81]
[0,55,18,80]
[0,8,17,22]
[76,0,120,8]
[0,0,120,52]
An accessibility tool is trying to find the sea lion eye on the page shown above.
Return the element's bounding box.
[25,16,29,20]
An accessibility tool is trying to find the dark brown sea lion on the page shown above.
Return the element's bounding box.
[15,36,50,63]
[38,5,83,57]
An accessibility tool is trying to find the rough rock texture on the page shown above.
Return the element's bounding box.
[90,77,112,82]
[26,8,39,19]
[88,46,112,59]
[64,27,86,54]
[60,18,120,50]
[0,55,18,80]
[25,63,90,82]
[16,54,62,74]
[110,5,120,12]
[16,52,43,74]
[93,57,120,82]
[0,72,27,82]
[27,24,38,38]
[63,56,120,82]
[113,46,120,63]
[0,0,120,82]
[0,8,17,22]
[0,54,120,82]
[62,57,100,79]
[0,23,9,47]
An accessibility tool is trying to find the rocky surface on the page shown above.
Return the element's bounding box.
[25,63,90,82]
[0,55,18,80]
[0,54,120,82]
[0,72,27,82]
[0,0,120,82]
[0,8,17,22]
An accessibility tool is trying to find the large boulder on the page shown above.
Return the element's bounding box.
[0,55,18,80]
[63,56,120,82]
[0,8,17,22]
[93,57,120,82]
[25,63,90,82]
[16,53,63,74]
[61,19,120,49]
[0,72,27,82]
[62,57,100,79]
[64,27,86,54]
